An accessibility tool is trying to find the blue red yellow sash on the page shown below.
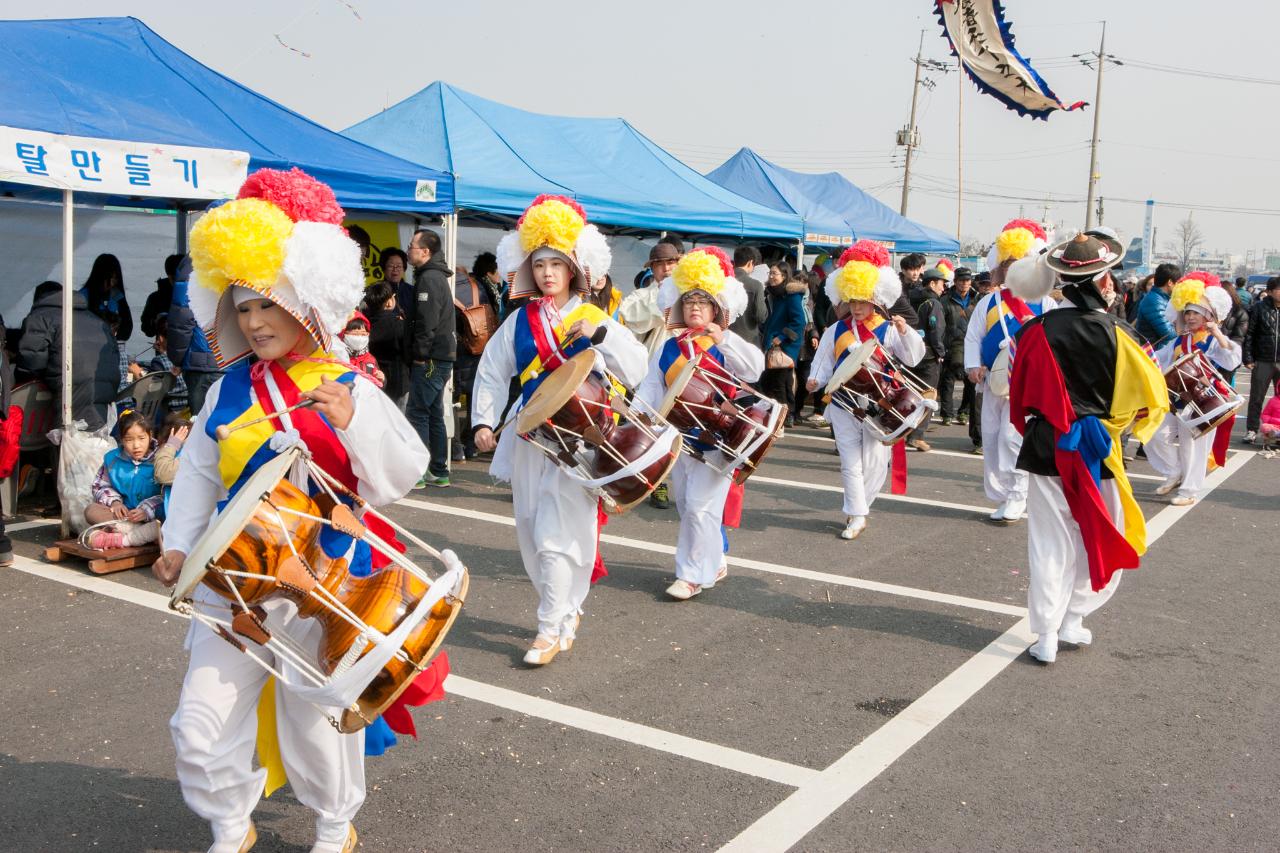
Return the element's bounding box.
[514,299,610,403]
[980,290,1042,369]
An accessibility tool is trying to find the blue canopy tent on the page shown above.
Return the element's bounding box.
[0,16,454,442]
[343,82,801,241]
[705,148,960,255]
[0,17,453,215]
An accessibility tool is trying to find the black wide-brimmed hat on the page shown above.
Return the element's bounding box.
[1045,232,1123,276]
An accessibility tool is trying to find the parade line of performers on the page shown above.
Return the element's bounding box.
[146,171,1207,853]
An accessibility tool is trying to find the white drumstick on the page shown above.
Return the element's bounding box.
[215,399,317,440]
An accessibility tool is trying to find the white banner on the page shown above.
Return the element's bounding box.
[0,125,250,199]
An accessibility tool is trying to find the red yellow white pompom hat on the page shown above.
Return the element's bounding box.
[1167,270,1232,325]
[657,246,747,329]
[986,218,1048,269]
[187,168,365,367]
[934,258,955,282]
[824,239,902,309]
[495,195,611,301]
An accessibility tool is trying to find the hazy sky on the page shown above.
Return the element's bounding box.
[16,1,1280,258]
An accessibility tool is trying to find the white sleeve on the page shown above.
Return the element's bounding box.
[634,348,668,411]
[470,317,518,430]
[963,293,991,370]
[1154,340,1177,370]
[809,324,839,389]
[618,288,660,335]
[596,315,650,389]
[160,378,228,556]
[1207,337,1243,371]
[888,324,926,364]
[1040,296,1060,313]
[337,378,429,506]
[720,331,764,383]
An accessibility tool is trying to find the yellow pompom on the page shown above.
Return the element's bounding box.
[995,227,1036,263]
[672,251,726,297]
[1170,279,1206,313]
[189,198,293,293]
[835,260,879,303]
[518,198,586,255]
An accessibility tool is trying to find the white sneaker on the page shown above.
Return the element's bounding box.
[1058,621,1093,646]
[1028,634,1058,664]
[1001,498,1026,522]
[209,822,256,853]
[1244,430,1257,444]
[666,579,702,600]
[523,634,561,666]
[840,516,867,540]
[988,501,1008,522]
[809,413,828,425]
[1169,494,1196,507]
[1154,476,1182,496]
[310,824,357,853]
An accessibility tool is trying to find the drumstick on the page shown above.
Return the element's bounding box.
[215,399,317,440]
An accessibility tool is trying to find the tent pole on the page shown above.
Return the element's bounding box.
[442,212,458,474]
[61,189,74,538]
[796,239,805,272]
[176,207,188,255]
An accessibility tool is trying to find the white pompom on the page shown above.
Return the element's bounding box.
[573,225,612,287]
[872,266,902,309]
[281,222,365,338]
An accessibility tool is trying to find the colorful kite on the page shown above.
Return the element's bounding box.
[935,0,1087,120]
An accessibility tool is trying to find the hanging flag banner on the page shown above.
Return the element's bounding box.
[0,125,250,198]
[935,1,1087,120]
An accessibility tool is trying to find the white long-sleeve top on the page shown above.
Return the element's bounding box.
[161,371,428,557]
[963,289,1059,371]
[617,285,670,360]
[634,329,764,412]
[810,318,925,390]
[1155,332,1242,372]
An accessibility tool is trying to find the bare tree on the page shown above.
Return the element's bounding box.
[1164,215,1205,272]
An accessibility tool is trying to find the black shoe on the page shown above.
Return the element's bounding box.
[649,483,670,509]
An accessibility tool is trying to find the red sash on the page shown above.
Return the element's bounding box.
[526,299,567,374]
[850,317,908,495]
[1000,289,1035,323]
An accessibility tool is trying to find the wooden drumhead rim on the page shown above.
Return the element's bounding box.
[657,357,698,418]
[824,339,879,397]
[514,349,598,435]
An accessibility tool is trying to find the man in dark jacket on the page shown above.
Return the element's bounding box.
[404,228,456,487]
[17,282,118,430]
[165,257,222,416]
[940,267,977,424]
[1134,263,1180,347]
[140,254,183,338]
[1242,277,1280,442]
[729,245,769,345]
[907,268,949,451]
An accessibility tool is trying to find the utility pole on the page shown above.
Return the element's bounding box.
[1096,195,1104,227]
[956,45,964,244]
[899,31,925,216]
[1084,21,1106,230]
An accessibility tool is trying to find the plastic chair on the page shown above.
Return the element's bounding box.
[115,371,176,428]
[1,380,55,517]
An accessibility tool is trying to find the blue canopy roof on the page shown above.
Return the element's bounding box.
[0,17,453,213]
[343,82,801,240]
[706,149,959,255]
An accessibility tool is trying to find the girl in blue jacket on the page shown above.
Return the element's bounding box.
[83,409,163,550]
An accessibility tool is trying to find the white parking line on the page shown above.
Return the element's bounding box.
[748,475,993,516]
[778,431,1167,481]
[5,518,60,533]
[397,498,1028,618]
[3,554,817,789]
[720,447,1253,852]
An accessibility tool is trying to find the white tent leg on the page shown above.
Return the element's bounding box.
[442,213,458,472]
[61,189,74,537]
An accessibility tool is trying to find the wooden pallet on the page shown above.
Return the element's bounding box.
[44,539,159,575]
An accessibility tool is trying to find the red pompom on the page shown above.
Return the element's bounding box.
[518,194,587,228]
[697,246,734,278]
[1183,270,1221,289]
[238,167,345,225]
[838,239,890,269]
[1002,218,1047,241]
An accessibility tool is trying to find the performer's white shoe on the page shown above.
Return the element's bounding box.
[560,614,581,652]
[1169,494,1196,507]
[666,579,702,600]
[1001,498,1026,522]
[840,516,867,540]
[1154,475,1182,496]
[1058,618,1093,646]
[523,634,562,666]
[988,502,1007,522]
[1028,634,1058,664]
[310,824,357,853]
[208,822,256,853]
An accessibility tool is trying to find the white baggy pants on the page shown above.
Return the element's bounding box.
[981,385,1028,505]
[668,452,732,586]
[829,405,890,518]
[511,438,597,639]
[170,600,365,848]
[1143,415,1211,500]
[1026,474,1123,638]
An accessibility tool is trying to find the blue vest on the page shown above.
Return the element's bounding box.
[104,447,161,513]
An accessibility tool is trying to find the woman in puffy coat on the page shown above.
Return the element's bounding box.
[760,261,807,428]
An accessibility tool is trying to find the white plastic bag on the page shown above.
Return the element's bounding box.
[48,419,115,534]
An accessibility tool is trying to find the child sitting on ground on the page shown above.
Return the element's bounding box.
[1260,379,1280,458]
[153,413,191,488]
[342,312,385,385]
[82,410,163,550]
